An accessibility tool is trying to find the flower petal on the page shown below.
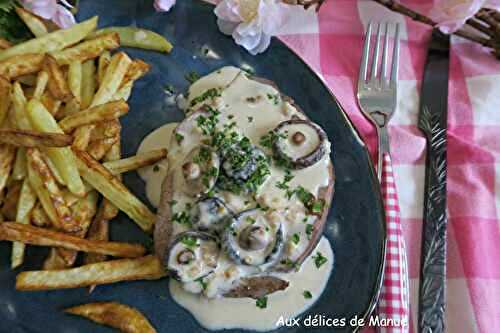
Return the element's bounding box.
[217,19,239,36]
[430,0,486,33]
[52,4,76,28]
[20,0,57,20]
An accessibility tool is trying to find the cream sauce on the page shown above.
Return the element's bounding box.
[169,237,333,332]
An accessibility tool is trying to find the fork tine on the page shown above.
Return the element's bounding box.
[381,22,390,85]
[390,23,400,87]
[359,22,372,84]
[370,23,382,82]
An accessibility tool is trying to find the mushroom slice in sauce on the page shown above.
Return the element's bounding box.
[223,209,284,268]
[273,119,327,169]
[224,276,289,299]
[167,231,220,283]
[181,145,220,197]
[191,196,233,233]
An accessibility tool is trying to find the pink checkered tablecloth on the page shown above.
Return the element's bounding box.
[272,1,500,332]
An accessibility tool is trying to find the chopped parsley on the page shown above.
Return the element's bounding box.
[185,71,200,83]
[164,84,175,94]
[305,224,314,239]
[266,93,280,105]
[276,169,294,195]
[247,116,254,123]
[228,114,234,119]
[256,297,267,309]
[303,290,313,299]
[195,108,220,136]
[169,200,178,207]
[175,132,184,143]
[195,277,208,290]
[313,251,328,268]
[180,235,198,248]
[280,258,298,269]
[172,205,192,227]
[153,165,160,172]
[246,216,256,224]
[290,186,325,215]
[292,233,300,245]
[259,130,286,149]
[190,88,221,107]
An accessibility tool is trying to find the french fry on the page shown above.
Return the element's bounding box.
[0,144,16,193]
[43,249,68,270]
[1,85,9,112]
[0,223,146,258]
[89,26,173,53]
[81,60,96,110]
[113,80,133,101]
[26,99,85,196]
[68,61,82,103]
[122,59,150,87]
[97,51,110,85]
[26,148,79,232]
[30,202,51,227]
[101,139,121,220]
[50,33,120,66]
[0,53,45,80]
[75,52,131,150]
[90,120,121,140]
[0,38,11,49]
[0,16,98,61]
[1,181,22,221]
[11,82,31,130]
[11,180,37,268]
[56,98,80,120]
[64,302,157,333]
[15,7,49,37]
[0,76,11,126]
[87,136,118,161]
[59,100,128,132]
[45,155,65,185]
[53,190,99,267]
[16,255,165,291]
[44,55,73,102]
[40,92,62,116]
[103,149,167,175]
[0,129,73,147]
[62,189,81,207]
[11,147,27,180]
[33,71,49,99]
[73,149,155,233]
[84,204,109,266]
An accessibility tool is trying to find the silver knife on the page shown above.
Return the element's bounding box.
[417,29,450,333]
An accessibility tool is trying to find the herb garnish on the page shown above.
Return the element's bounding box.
[195,277,208,290]
[180,236,198,248]
[292,233,300,245]
[256,297,268,309]
[247,116,254,123]
[153,165,160,172]
[190,88,221,107]
[185,71,200,83]
[305,224,314,239]
[175,132,184,143]
[312,252,328,268]
[259,130,286,149]
[266,93,280,105]
[303,290,312,299]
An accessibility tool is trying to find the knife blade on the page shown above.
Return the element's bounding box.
[417,29,450,333]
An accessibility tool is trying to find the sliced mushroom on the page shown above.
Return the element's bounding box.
[223,209,284,269]
[181,145,220,197]
[191,196,233,233]
[167,231,220,283]
[224,276,289,299]
[273,119,327,169]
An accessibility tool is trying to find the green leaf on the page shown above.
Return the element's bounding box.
[303,290,312,299]
[256,297,267,309]
[312,251,328,268]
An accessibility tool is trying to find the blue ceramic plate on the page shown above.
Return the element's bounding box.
[0,1,385,332]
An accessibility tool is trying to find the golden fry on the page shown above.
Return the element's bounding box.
[30,202,51,227]
[122,59,150,87]
[0,222,146,258]
[0,144,16,193]
[11,82,31,130]
[0,53,45,80]
[15,7,49,37]
[11,179,37,268]
[16,255,165,291]
[26,148,79,232]
[0,16,98,61]
[51,33,120,65]
[100,138,122,222]
[0,76,11,126]
[68,61,82,103]
[33,70,49,99]
[103,149,167,175]
[64,302,157,333]
[44,55,73,102]
[83,203,109,267]
[97,51,111,85]
[74,149,155,233]
[0,129,73,147]
[11,147,27,180]
[87,137,118,161]
[41,92,62,116]
[81,60,96,110]
[113,80,133,101]
[26,99,84,196]
[89,26,172,53]
[59,100,129,132]
[90,120,121,140]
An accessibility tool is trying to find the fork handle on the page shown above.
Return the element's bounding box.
[376,125,390,181]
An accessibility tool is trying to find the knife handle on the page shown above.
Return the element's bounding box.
[418,109,448,333]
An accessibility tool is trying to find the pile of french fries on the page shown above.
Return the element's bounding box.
[0,8,171,297]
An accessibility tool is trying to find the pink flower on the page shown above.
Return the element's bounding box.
[430,0,500,33]
[19,0,75,28]
[214,0,289,55]
[154,0,176,12]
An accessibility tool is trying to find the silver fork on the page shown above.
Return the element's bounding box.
[357,22,400,180]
